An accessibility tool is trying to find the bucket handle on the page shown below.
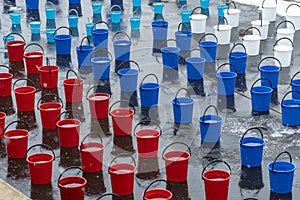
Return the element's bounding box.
[257,56,282,71]
[290,71,300,85]
[45,1,55,9]
[66,69,81,86]
[79,36,91,52]
[162,142,191,159]
[244,198,258,200]
[217,17,229,31]
[286,3,300,13]
[271,151,292,172]
[140,74,159,85]
[199,33,218,43]
[79,132,103,151]
[90,48,113,63]
[13,78,38,92]
[178,22,189,32]
[86,85,111,100]
[4,32,26,46]
[273,37,294,50]
[97,193,124,200]
[0,65,14,77]
[154,13,164,21]
[109,100,135,115]
[160,39,177,49]
[69,8,78,17]
[242,26,262,37]
[275,20,295,31]
[23,43,44,56]
[57,166,84,187]
[258,12,263,27]
[143,179,172,200]
[108,153,136,173]
[26,144,55,160]
[46,57,52,73]
[281,90,300,106]
[110,4,122,13]
[262,0,277,8]
[217,63,237,73]
[92,21,109,31]
[191,6,205,15]
[201,160,231,179]
[4,120,29,133]
[118,60,141,72]
[227,1,237,14]
[37,94,63,110]
[112,32,131,44]
[251,78,272,91]
[202,105,218,118]
[133,120,162,136]
[55,110,82,125]
[240,127,265,145]
[174,88,191,105]
[229,43,246,54]
[53,26,73,40]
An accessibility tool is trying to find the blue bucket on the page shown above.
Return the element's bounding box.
[268,151,296,194]
[26,0,39,10]
[161,47,180,69]
[153,2,164,14]
[76,37,95,68]
[69,0,80,4]
[110,5,122,24]
[199,105,222,143]
[251,78,273,113]
[175,23,192,51]
[228,43,248,74]
[113,32,131,61]
[130,17,140,30]
[10,12,21,25]
[92,1,102,14]
[68,9,79,28]
[85,23,93,37]
[216,63,237,96]
[152,19,168,41]
[91,57,111,80]
[3,35,14,49]
[45,2,55,20]
[199,33,218,63]
[200,0,210,9]
[258,57,281,89]
[30,21,41,34]
[181,10,191,23]
[46,29,55,43]
[290,71,300,100]
[239,127,265,167]
[140,74,160,107]
[172,88,194,124]
[53,27,73,55]
[118,68,139,92]
[132,0,141,7]
[281,90,300,127]
[186,57,205,80]
[218,4,228,17]
[92,21,109,49]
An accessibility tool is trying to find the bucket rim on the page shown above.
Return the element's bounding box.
[87,93,110,101]
[4,129,29,138]
[38,102,62,111]
[199,41,218,47]
[172,97,194,105]
[109,163,136,174]
[58,176,87,188]
[92,28,109,34]
[38,65,59,72]
[161,46,180,53]
[80,142,104,152]
[91,57,111,63]
[239,137,265,147]
[110,108,134,118]
[26,153,54,164]
[190,13,207,20]
[54,34,72,41]
[118,68,139,76]
[223,8,241,14]
[163,150,190,161]
[228,51,248,58]
[251,86,273,94]
[281,99,300,107]
[14,86,36,94]
[56,118,81,128]
[6,40,25,46]
[259,65,280,72]
[76,45,95,51]
[24,51,43,58]
[216,71,237,79]
[268,161,296,173]
[202,169,231,181]
[213,24,232,31]
[0,111,6,119]
[0,73,13,79]
[277,28,295,34]
[140,82,160,90]
[243,34,261,41]
[134,129,160,139]
[251,20,270,26]
[144,188,173,199]
[199,114,222,123]
[274,45,293,52]
[291,79,300,86]
[63,78,84,86]
[113,39,131,46]
[185,56,206,63]
[151,21,168,27]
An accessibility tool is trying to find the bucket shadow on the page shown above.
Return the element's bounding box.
[69,3,82,17]
[3,0,16,13]
[83,171,106,196]
[0,96,15,115]
[111,135,135,156]
[187,79,206,96]
[93,14,102,24]
[70,27,79,37]
[112,23,121,32]
[9,61,25,78]
[0,138,6,158]
[201,142,221,163]
[27,73,41,90]
[231,27,239,42]
[216,44,230,60]
[162,67,179,83]
[136,157,160,180]
[191,33,205,49]
[268,21,276,38]
[42,129,60,150]
[94,80,112,95]
[56,54,72,69]
[11,24,22,33]
[169,181,189,199]
[65,102,85,122]
[46,19,56,30]
[140,106,160,124]
[269,191,292,200]
[204,62,216,79]
[152,39,166,54]
[26,9,40,22]
[260,39,274,55]
[59,147,81,168]
[30,183,53,200]
[41,88,59,98]
[7,158,29,180]
[247,55,261,73]
[217,94,236,113]
[279,67,290,85]
[90,117,111,137]
[17,111,37,131]
[239,165,264,190]
[120,91,139,107]
[31,34,41,41]
[235,73,247,92]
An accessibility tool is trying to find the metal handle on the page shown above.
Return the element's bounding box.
[110,4,122,13]
[112,32,131,44]
[23,43,44,56]
[53,26,73,40]
[174,88,191,105]
[201,160,231,179]
[57,166,84,187]
[242,26,262,37]
[37,94,63,110]
[108,153,136,173]
[92,21,109,31]
[262,0,277,8]
[273,37,294,49]
[143,180,172,200]
[0,65,14,77]
[79,132,103,151]
[240,127,265,144]
[154,13,164,21]
[271,151,292,172]
[217,63,237,73]
[69,8,78,17]
[79,36,91,52]
[45,1,55,8]
[290,71,300,85]
[97,193,124,200]
[191,6,205,15]
[275,20,295,31]
[202,105,218,118]
[160,39,177,49]
[66,69,81,86]
[55,110,82,125]
[257,56,282,71]
[251,78,272,91]
[230,43,246,54]
[109,100,135,115]
[227,1,237,14]
[140,74,159,85]
[217,17,229,31]
[13,78,37,91]
[199,33,218,43]
[281,90,300,105]
[26,144,55,160]
[162,142,191,159]
[286,3,300,13]
[118,60,140,71]
[90,48,113,63]
[86,85,111,100]
[133,120,162,136]
[4,33,26,45]
[4,120,29,133]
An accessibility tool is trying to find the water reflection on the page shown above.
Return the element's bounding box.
[27,73,41,90]
[41,88,59,99]
[42,129,60,150]
[188,79,206,96]
[201,142,221,164]
[7,158,29,180]
[136,157,160,180]
[65,102,85,122]
[0,96,15,115]
[46,19,56,29]
[231,27,239,42]
[11,24,21,33]
[56,54,72,69]
[17,111,37,131]
[112,23,121,32]
[59,147,81,168]
[121,91,139,107]
[217,94,236,113]
[269,192,292,200]
[169,181,189,199]
[69,3,82,17]
[9,61,25,78]
[239,165,264,190]
[3,0,16,13]
[152,40,166,54]
[216,44,230,60]
[83,171,106,196]
[235,73,247,92]
[111,135,134,156]
[162,67,179,83]
[26,9,40,22]
[0,138,7,158]
[93,14,102,24]
[140,106,160,124]
[90,117,111,137]
[31,183,53,200]
[70,27,79,37]
[31,34,41,41]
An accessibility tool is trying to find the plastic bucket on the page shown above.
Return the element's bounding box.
[111,5,122,24]
[268,151,296,194]
[261,0,277,21]
[38,60,59,89]
[54,27,73,55]
[58,167,87,200]
[152,19,168,41]
[199,105,222,143]
[30,21,41,35]
[162,142,191,182]
[2,35,14,49]
[251,78,273,113]
[216,63,237,96]
[172,88,194,124]
[242,27,262,56]
[239,127,265,167]
[143,180,172,200]
[79,133,104,172]
[76,37,95,68]
[109,155,136,196]
[130,17,140,30]
[200,0,210,9]
[285,4,300,31]
[0,65,13,97]
[185,57,205,80]
[87,86,111,119]
[91,56,111,80]
[273,37,294,67]
[213,18,232,45]
[13,78,37,112]
[258,56,281,89]
[63,70,84,103]
[132,0,141,7]
[181,10,191,23]
[45,2,55,20]
[190,7,207,33]
[118,68,139,92]
[276,23,295,46]
[199,33,218,62]
[175,24,192,51]
[281,90,300,127]
[134,121,161,158]
[202,160,231,200]
[68,9,79,28]
[23,43,44,74]
[92,1,102,14]
[10,12,21,25]
[92,21,109,49]
[0,112,6,138]
[228,43,248,74]
[251,19,269,40]
[290,71,300,100]
[223,2,240,27]
[46,29,55,43]
[37,94,63,130]
[4,121,29,159]
[26,144,55,185]
[161,47,180,69]
[85,23,93,37]
[5,33,26,62]
[113,32,131,61]
[109,101,135,136]
[153,2,164,14]
[139,74,160,107]
[25,0,39,10]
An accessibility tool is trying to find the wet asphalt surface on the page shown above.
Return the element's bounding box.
[1,0,300,199]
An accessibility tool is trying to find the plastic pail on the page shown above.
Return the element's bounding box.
[285,4,300,31]
[139,74,160,107]
[290,71,300,100]
[223,1,241,27]
[87,86,111,119]
[276,20,295,46]
[76,37,95,68]
[118,68,139,92]
[172,88,194,124]
[251,78,273,113]
[175,23,192,51]
[261,0,277,21]
[281,90,300,127]
[0,65,13,97]
[63,70,84,103]
[143,180,172,200]
[5,33,26,62]
[190,7,207,33]
[213,17,232,45]
[185,57,205,80]
[53,27,73,55]
[113,32,131,61]
[23,43,44,74]
[13,78,37,112]
[199,33,218,62]
[92,21,109,49]
[216,63,237,96]
[251,19,269,40]
[25,0,39,10]
[110,5,122,24]
[258,56,281,89]
[152,17,168,41]
[242,27,262,56]
[38,59,59,89]
[273,37,294,67]
[228,43,248,74]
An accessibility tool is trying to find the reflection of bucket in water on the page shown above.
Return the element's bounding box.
[7,158,28,179]
[31,184,53,200]
[239,165,264,190]
[59,147,81,168]
[137,156,160,180]
[112,135,134,156]
[83,171,106,196]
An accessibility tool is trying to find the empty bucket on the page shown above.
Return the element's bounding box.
[54,26,73,55]
[46,29,56,43]
[0,111,6,138]
[273,37,294,67]
[134,121,161,158]
[25,0,39,10]
[185,57,205,80]
[175,23,192,51]
[190,7,207,33]
[68,9,79,28]
[30,21,41,35]
[58,167,87,200]
[172,88,194,124]
[223,1,241,28]
[276,20,295,46]
[113,32,131,62]
[92,21,109,49]
[213,17,232,45]
[251,78,273,114]
[228,43,248,74]
[37,94,63,130]
[216,63,237,96]
[268,151,296,194]
[0,65,13,97]
[45,1,56,20]
[79,133,104,172]
[92,1,102,14]
[91,50,113,80]
[139,74,160,107]
[199,33,218,62]
[63,70,84,103]
[290,71,300,100]
[118,67,140,92]
[285,4,300,31]
[261,0,277,22]
[38,58,59,89]
[258,56,281,89]
[153,2,164,14]
[199,105,222,143]
[152,14,168,41]
[23,43,44,74]
[26,144,55,185]
[163,142,191,182]
[130,16,140,30]
[109,154,136,196]
[202,160,231,200]
[281,90,300,127]
[143,179,172,200]
[110,5,122,24]
[4,121,29,159]
[76,37,95,68]
[239,127,265,167]
[13,78,37,112]
[251,13,269,40]
[242,26,262,56]
[5,33,26,62]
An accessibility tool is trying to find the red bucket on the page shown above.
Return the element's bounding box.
[58,167,87,200]
[109,101,135,136]
[109,154,136,196]
[63,70,84,103]
[143,179,173,200]
[0,111,6,138]
[79,133,104,172]
[163,142,191,182]
[26,144,55,185]
[202,160,231,200]
[37,94,63,130]
[134,121,161,158]
[87,86,111,119]
[13,78,37,112]
[38,58,59,89]
[0,65,13,97]
[5,33,26,62]
[4,121,29,159]
[23,43,44,74]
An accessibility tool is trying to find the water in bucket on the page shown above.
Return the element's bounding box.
[30,21,41,35]
[143,180,172,200]
[139,74,160,108]
[92,1,102,14]
[281,90,300,127]
[172,88,194,124]
[251,78,273,115]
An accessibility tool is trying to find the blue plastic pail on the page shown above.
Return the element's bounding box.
[10,12,21,25]
[76,37,95,68]
[258,57,281,89]
[130,17,141,30]
[251,78,273,113]
[118,68,139,92]
[200,0,210,9]
[153,2,164,14]
[290,71,300,100]
[181,10,191,23]
[172,88,194,124]
[175,23,192,51]
[92,21,109,49]
[26,0,39,10]
[161,47,180,69]
[199,33,218,63]
[185,57,205,80]
[92,1,102,14]
[53,27,73,55]
[132,0,141,7]
[45,2,55,20]
[110,5,122,24]
[140,74,160,107]
[113,32,131,61]
[216,63,237,96]
[281,90,300,127]
[91,57,111,80]
[30,21,41,35]
[46,29,55,43]
[68,9,79,28]
[228,43,248,74]
[152,16,168,41]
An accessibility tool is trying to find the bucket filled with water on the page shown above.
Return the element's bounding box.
[216,63,237,96]
[228,43,248,75]
[76,36,95,68]
[87,85,111,119]
[223,1,241,27]
[285,4,300,31]
[23,43,44,74]
[281,90,300,127]
[258,56,281,90]
[190,6,207,33]
[172,88,194,124]
[13,78,37,112]
[199,33,218,63]
[63,70,84,103]
[92,21,109,49]
[273,37,294,67]
[213,17,232,45]
[242,27,262,56]
[38,58,59,89]
[0,65,13,97]
[143,179,172,200]
[139,74,160,108]
[5,33,26,62]
[53,26,73,56]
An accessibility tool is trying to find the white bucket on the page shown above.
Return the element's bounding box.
[261,0,277,22]
[213,24,232,45]
[276,29,295,46]
[190,14,207,34]
[285,4,300,31]
[273,37,294,67]
[223,9,241,27]
[243,34,261,56]
[251,20,270,40]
